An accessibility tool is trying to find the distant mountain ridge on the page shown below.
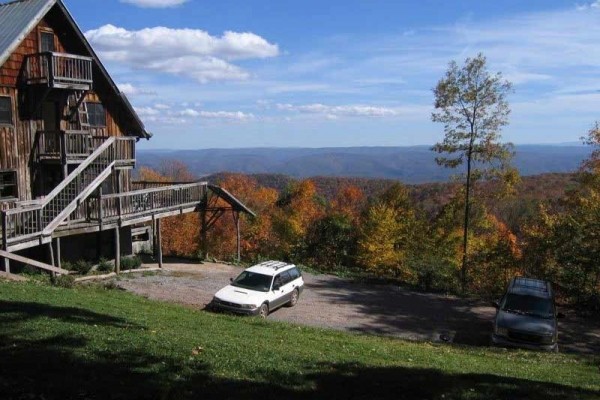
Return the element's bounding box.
[137,145,591,184]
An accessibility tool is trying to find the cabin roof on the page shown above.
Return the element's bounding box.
[0,0,55,67]
[0,0,151,139]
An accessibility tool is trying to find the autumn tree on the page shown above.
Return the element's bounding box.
[273,180,325,259]
[522,125,600,304]
[356,183,420,280]
[211,174,279,262]
[138,163,200,257]
[431,53,516,292]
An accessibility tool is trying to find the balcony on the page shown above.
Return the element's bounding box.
[35,130,136,167]
[23,52,93,90]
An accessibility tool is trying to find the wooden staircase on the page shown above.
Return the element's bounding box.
[1,137,135,252]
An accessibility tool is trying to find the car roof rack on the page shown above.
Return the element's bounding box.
[255,260,290,270]
[512,277,549,293]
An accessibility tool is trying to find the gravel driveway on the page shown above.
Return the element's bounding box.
[114,261,600,354]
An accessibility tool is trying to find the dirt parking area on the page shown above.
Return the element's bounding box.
[114,261,600,354]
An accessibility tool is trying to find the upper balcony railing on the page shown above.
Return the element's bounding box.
[23,52,93,90]
[35,131,136,166]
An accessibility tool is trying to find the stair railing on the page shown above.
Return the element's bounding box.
[1,137,120,244]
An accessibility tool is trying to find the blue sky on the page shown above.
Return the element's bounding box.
[64,0,600,149]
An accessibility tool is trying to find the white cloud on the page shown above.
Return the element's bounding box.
[199,111,255,121]
[85,24,279,83]
[178,108,201,117]
[120,0,188,8]
[576,1,600,11]
[135,106,160,116]
[134,105,254,124]
[277,103,402,117]
[118,82,157,96]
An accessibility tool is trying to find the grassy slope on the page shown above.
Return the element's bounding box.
[0,281,598,400]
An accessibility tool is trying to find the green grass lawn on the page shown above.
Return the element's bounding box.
[0,281,598,399]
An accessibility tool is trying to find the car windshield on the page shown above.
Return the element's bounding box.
[501,293,553,319]
[231,271,272,292]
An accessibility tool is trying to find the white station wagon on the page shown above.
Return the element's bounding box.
[210,261,304,318]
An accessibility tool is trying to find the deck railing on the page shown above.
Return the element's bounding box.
[80,182,207,224]
[23,52,93,87]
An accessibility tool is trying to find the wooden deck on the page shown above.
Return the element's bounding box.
[2,182,208,252]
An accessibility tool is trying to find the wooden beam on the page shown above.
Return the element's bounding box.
[0,250,69,275]
[156,218,163,269]
[115,227,120,274]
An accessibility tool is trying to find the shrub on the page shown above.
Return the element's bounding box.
[97,258,114,273]
[22,264,41,275]
[121,256,142,270]
[73,260,93,275]
[51,274,75,288]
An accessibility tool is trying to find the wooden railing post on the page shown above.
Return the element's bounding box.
[1,211,9,273]
[47,53,54,87]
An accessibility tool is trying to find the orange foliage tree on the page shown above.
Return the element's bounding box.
[207,174,279,262]
[138,161,200,258]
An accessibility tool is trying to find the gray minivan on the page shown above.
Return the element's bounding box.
[492,277,563,352]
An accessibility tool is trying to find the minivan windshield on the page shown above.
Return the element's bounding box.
[501,293,553,319]
[231,271,272,292]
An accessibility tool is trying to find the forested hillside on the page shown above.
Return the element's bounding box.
[137,145,591,183]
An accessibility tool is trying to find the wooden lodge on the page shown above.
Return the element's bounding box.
[0,0,253,275]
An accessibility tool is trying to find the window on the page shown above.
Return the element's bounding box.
[0,97,12,125]
[280,271,292,285]
[0,171,18,200]
[87,103,106,127]
[288,267,301,281]
[40,31,55,52]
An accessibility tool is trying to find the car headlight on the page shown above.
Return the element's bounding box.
[240,304,257,309]
[495,327,509,337]
[211,297,221,304]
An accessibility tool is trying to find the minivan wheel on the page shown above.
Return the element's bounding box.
[288,289,299,307]
[259,303,269,318]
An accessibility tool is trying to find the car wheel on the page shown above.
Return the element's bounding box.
[288,289,299,307]
[259,303,269,318]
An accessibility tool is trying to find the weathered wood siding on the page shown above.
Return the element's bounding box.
[0,14,135,207]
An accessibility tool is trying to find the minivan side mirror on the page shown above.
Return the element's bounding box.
[491,300,500,309]
[229,277,233,283]
[557,312,566,319]
[272,284,281,291]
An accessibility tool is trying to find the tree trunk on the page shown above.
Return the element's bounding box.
[461,140,474,294]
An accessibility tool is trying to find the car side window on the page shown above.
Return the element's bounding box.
[280,271,292,285]
[288,267,300,280]
[273,274,283,289]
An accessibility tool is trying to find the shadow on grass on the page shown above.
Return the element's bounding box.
[0,301,597,400]
[0,300,137,328]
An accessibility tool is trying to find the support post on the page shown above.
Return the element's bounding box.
[97,187,103,259]
[200,209,207,261]
[114,227,120,274]
[152,214,157,257]
[233,210,241,264]
[47,241,55,277]
[156,218,163,269]
[55,237,61,270]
